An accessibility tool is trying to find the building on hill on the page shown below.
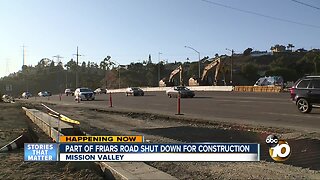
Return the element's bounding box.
[271,45,286,53]
[250,51,272,57]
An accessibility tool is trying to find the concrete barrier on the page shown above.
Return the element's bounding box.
[23,107,72,142]
[234,86,282,93]
[108,86,233,93]
[22,107,176,180]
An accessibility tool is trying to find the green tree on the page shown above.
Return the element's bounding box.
[241,63,259,82]
[266,68,298,81]
[243,48,253,56]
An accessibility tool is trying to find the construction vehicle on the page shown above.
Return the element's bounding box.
[159,65,183,87]
[189,57,223,86]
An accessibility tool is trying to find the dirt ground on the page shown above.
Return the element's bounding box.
[0,103,105,180]
[39,103,320,180]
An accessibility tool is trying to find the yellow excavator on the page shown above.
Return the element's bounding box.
[189,57,223,86]
[159,65,183,87]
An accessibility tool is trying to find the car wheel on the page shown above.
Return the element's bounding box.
[126,93,128,96]
[169,94,172,98]
[297,98,312,113]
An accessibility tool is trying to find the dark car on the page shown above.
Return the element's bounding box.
[290,76,320,113]
[166,86,195,98]
[46,91,52,96]
[126,87,144,96]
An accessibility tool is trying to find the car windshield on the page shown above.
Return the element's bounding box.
[132,88,140,90]
[80,88,91,92]
[176,87,188,91]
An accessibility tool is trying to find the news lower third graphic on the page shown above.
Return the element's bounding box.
[24,136,260,162]
[266,134,291,162]
[58,143,260,161]
[24,143,58,161]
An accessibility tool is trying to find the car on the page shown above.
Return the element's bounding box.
[22,92,32,99]
[166,86,195,98]
[290,76,320,113]
[125,87,144,96]
[94,88,107,94]
[2,94,14,103]
[38,91,50,97]
[46,91,52,96]
[65,88,75,96]
[74,88,95,101]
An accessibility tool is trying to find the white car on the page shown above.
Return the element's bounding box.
[22,92,32,99]
[38,91,50,97]
[74,88,95,101]
[166,86,195,98]
[94,88,107,94]
[125,87,144,96]
[65,88,74,96]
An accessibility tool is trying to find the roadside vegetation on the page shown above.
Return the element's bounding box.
[1,46,320,96]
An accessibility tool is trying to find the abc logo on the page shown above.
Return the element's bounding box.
[265,135,291,162]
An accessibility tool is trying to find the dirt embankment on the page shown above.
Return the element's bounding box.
[0,103,105,180]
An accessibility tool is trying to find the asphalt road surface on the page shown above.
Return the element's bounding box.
[26,91,320,133]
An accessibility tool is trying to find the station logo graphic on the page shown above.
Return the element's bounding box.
[265,134,291,162]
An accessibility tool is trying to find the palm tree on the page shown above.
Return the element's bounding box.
[287,44,295,51]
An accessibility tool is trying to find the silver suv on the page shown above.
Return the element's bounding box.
[74,88,95,101]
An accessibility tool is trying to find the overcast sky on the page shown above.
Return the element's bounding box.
[1,0,319,77]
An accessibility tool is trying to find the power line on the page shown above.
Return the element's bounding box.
[291,0,320,10]
[200,0,320,29]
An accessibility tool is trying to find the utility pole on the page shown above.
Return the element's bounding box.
[119,66,121,89]
[21,45,28,91]
[231,49,234,85]
[184,46,200,79]
[53,55,63,64]
[22,45,25,68]
[73,46,83,88]
[158,52,162,85]
[53,55,64,92]
[226,48,234,85]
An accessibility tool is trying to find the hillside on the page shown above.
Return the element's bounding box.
[0,50,319,96]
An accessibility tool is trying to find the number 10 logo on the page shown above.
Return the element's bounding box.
[266,135,291,162]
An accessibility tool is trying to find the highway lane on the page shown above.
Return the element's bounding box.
[27,91,320,132]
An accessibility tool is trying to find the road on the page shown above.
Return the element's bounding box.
[26,91,320,133]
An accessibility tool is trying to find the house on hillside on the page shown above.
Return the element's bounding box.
[251,51,272,57]
[270,45,286,53]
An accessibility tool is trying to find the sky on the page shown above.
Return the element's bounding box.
[0,0,319,77]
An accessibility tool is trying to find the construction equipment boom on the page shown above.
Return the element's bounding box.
[159,65,183,87]
[201,57,221,85]
[169,65,183,85]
